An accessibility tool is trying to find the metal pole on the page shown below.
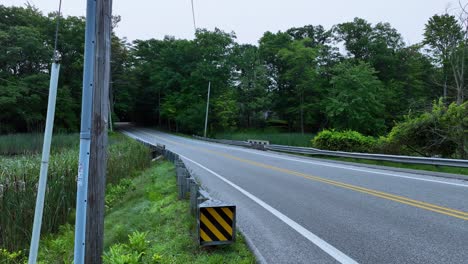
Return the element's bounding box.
[204,81,211,138]
[28,60,60,264]
[74,0,96,263]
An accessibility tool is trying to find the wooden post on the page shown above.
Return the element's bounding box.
[86,0,111,263]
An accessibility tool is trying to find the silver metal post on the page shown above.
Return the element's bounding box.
[28,60,60,264]
[73,0,96,263]
[204,81,211,138]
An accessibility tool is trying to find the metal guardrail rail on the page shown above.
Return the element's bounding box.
[193,136,468,168]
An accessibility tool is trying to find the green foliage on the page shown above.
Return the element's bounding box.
[0,248,25,264]
[232,44,271,128]
[325,61,386,135]
[105,178,136,209]
[278,39,320,132]
[0,5,126,134]
[39,162,255,263]
[102,231,149,264]
[313,130,377,153]
[424,14,462,66]
[385,100,468,158]
[103,244,143,264]
[0,134,151,252]
[38,224,75,264]
[102,162,255,264]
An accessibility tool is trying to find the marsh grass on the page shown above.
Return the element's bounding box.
[0,134,151,251]
[0,133,79,156]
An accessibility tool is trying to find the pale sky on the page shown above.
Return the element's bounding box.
[3,0,457,45]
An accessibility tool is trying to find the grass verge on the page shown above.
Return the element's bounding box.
[33,161,255,264]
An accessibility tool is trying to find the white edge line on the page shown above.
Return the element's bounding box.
[151,130,468,188]
[180,154,358,264]
[123,130,359,264]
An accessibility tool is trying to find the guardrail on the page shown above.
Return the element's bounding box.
[136,139,237,246]
[192,136,468,168]
[193,135,251,147]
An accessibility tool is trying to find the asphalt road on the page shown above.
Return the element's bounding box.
[122,127,468,264]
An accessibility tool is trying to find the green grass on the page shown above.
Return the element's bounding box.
[34,161,255,264]
[308,155,468,176]
[0,133,79,156]
[215,130,315,147]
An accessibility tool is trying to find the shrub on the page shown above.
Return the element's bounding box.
[384,100,467,158]
[102,231,148,264]
[0,248,25,264]
[312,129,377,153]
[105,178,136,209]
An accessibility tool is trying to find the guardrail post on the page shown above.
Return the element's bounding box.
[189,178,198,215]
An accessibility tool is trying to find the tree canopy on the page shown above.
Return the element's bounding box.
[1,5,466,142]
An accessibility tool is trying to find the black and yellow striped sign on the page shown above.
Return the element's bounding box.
[199,205,236,245]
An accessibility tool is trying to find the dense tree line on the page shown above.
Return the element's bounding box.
[123,18,454,137]
[1,5,467,144]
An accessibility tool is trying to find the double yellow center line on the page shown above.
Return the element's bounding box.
[140,131,468,221]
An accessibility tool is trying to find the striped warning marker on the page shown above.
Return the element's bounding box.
[199,206,235,245]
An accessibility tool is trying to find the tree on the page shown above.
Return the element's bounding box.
[424,14,463,101]
[278,40,319,134]
[325,61,386,135]
[232,44,270,128]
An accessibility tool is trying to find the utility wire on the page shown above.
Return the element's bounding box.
[191,0,197,33]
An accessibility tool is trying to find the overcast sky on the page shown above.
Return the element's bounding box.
[3,0,458,45]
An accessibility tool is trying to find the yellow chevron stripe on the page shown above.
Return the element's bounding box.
[201,213,227,241]
[207,208,232,234]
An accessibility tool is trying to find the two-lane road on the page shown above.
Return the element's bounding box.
[122,127,468,264]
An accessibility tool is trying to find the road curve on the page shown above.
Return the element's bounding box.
[122,127,468,264]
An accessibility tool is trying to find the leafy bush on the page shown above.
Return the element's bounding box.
[384,100,468,158]
[37,224,75,264]
[103,244,143,264]
[0,248,25,264]
[312,129,377,153]
[102,231,148,264]
[105,178,136,209]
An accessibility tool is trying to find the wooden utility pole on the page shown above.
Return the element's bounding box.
[86,0,111,263]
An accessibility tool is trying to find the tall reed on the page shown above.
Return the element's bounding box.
[0,133,79,156]
[0,134,150,251]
